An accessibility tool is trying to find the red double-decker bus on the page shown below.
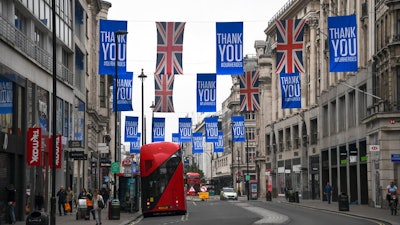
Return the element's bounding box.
[140,142,187,217]
[186,172,201,195]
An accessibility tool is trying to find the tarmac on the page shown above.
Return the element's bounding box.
[13,196,400,225]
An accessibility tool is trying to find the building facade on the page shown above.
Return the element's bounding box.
[0,0,114,221]
[256,0,399,208]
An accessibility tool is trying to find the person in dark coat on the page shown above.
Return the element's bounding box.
[56,186,67,216]
[6,184,16,224]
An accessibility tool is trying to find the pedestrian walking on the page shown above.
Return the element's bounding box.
[66,186,74,215]
[56,186,67,216]
[92,189,104,225]
[86,190,95,220]
[324,182,332,204]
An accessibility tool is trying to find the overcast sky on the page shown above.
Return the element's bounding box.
[105,0,288,145]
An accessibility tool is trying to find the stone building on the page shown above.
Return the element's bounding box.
[0,0,114,221]
[256,0,400,208]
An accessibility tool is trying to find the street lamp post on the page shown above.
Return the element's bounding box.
[231,120,240,196]
[150,101,155,143]
[114,30,128,199]
[138,69,147,146]
[246,132,249,201]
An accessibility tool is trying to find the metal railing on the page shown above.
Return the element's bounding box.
[0,16,73,85]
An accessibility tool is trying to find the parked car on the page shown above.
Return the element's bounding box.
[220,187,238,200]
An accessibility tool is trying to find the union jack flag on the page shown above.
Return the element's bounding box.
[276,19,306,74]
[154,73,175,112]
[155,22,185,75]
[239,71,260,112]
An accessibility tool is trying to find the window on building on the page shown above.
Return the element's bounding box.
[278,130,283,152]
[358,85,367,121]
[285,127,291,151]
[330,100,337,135]
[75,46,85,92]
[245,127,255,141]
[310,118,318,145]
[293,125,299,149]
[247,146,256,162]
[339,95,345,131]
[244,112,255,120]
[322,104,328,137]
[100,76,106,108]
[14,10,26,33]
[348,90,356,127]
[396,10,400,38]
[266,134,271,155]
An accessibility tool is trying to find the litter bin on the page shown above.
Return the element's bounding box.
[294,191,300,203]
[338,193,349,211]
[288,190,295,202]
[26,211,48,225]
[109,199,120,220]
[266,191,272,201]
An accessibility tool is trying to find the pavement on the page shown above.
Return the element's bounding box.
[251,196,400,225]
[16,206,142,225]
[14,196,400,225]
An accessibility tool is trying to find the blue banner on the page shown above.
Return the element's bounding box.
[192,132,204,154]
[280,73,301,108]
[231,116,245,142]
[0,77,13,114]
[99,20,128,75]
[179,118,192,143]
[113,72,133,112]
[172,133,180,144]
[205,117,219,142]
[130,133,141,154]
[197,73,216,112]
[125,116,139,142]
[213,131,224,153]
[328,15,358,72]
[216,22,243,75]
[152,117,165,142]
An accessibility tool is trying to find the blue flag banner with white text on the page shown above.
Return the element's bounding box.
[205,117,219,142]
[0,77,13,114]
[328,15,358,72]
[172,133,180,144]
[216,22,243,75]
[179,118,192,143]
[114,72,133,111]
[130,133,141,154]
[192,132,204,154]
[280,73,301,109]
[197,73,217,112]
[152,117,165,142]
[124,116,139,142]
[213,131,224,153]
[231,116,245,142]
[99,20,128,75]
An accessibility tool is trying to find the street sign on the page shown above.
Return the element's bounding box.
[391,154,400,162]
[98,143,109,153]
[69,151,86,160]
[369,145,380,152]
[69,140,82,148]
[111,162,120,174]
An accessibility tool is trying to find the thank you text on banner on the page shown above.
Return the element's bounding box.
[216,22,243,75]
[328,15,358,72]
[99,20,128,75]
[197,73,216,112]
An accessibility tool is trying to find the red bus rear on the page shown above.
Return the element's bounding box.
[186,172,201,195]
[140,142,187,217]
